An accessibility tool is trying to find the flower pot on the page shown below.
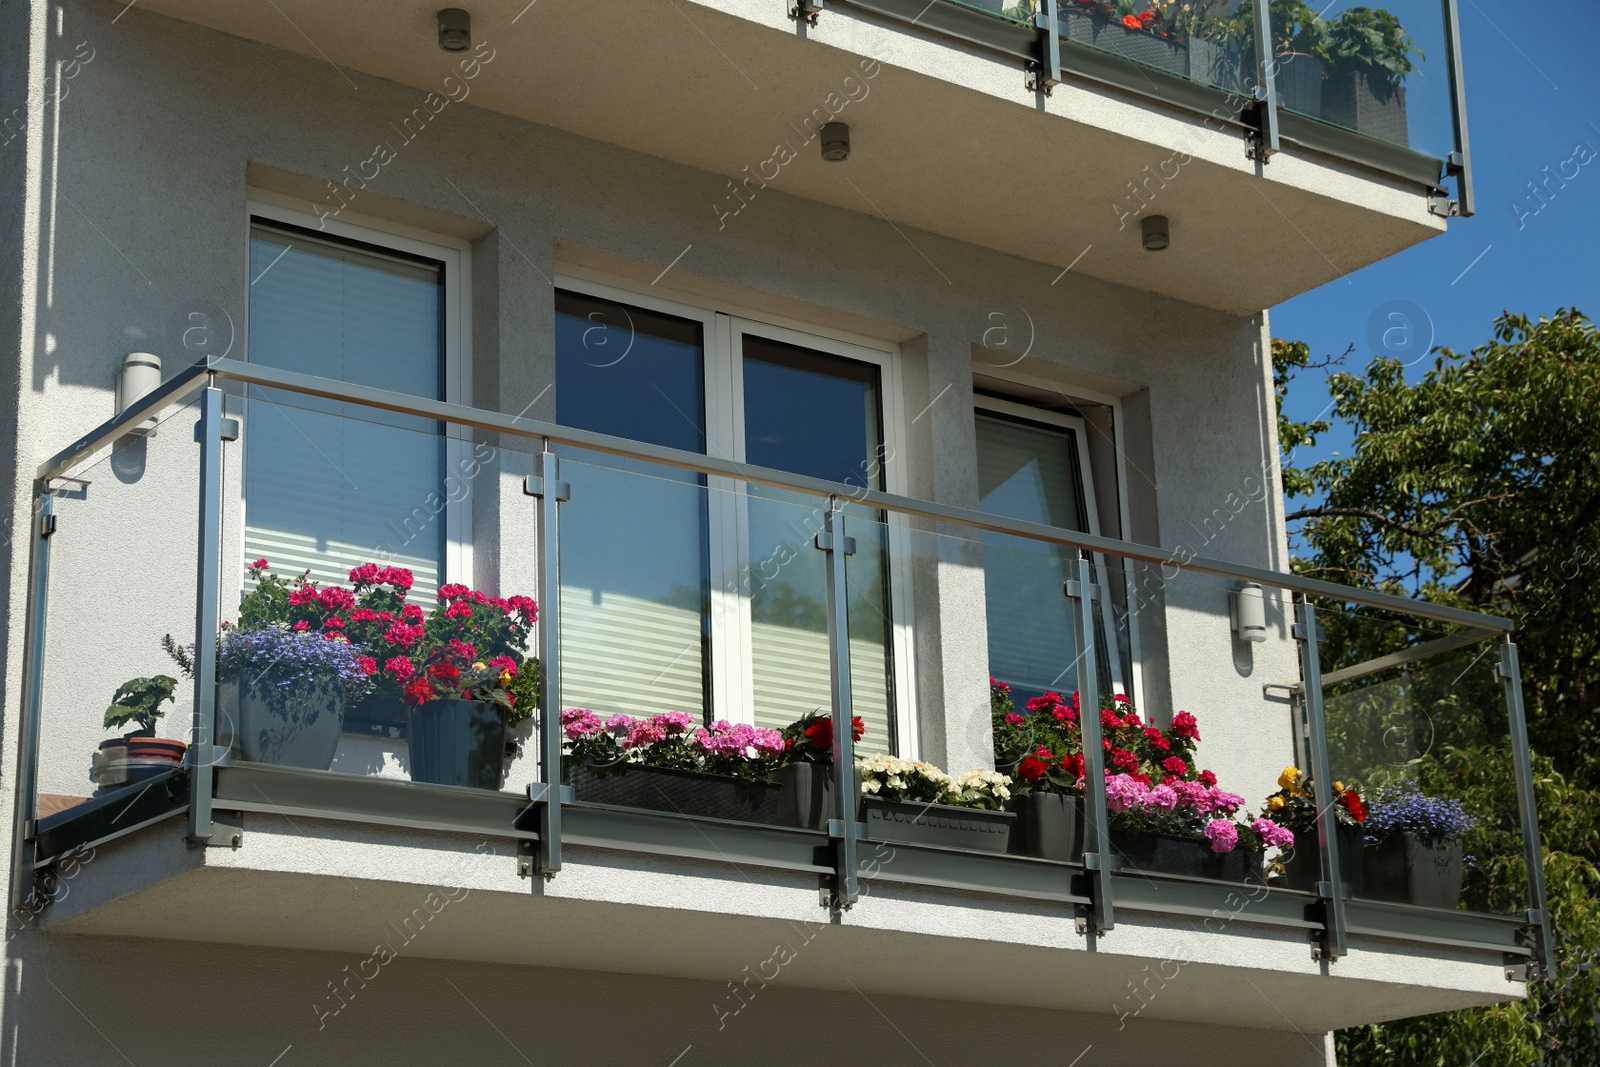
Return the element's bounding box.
[1111,830,1263,883]
[1321,71,1408,147]
[1187,36,1248,95]
[1362,832,1464,909]
[1271,52,1323,117]
[90,733,186,795]
[1063,8,1188,77]
[566,760,783,823]
[1007,791,1085,861]
[861,797,1015,853]
[1279,823,1365,896]
[408,699,508,790]
[219,675,346,770]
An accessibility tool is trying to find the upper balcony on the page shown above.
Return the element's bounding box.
[13,356,1548,1037]
[124,0,1474,314]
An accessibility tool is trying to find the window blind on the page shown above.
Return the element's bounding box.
[243,223,447,602]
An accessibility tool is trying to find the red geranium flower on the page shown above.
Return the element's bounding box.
[1342,788,1366,822]
[402,677,435,705]
[1112,748,1139,772]
[1198,769,1217,787]
[1162,756,1188,776]
[1018,756,1048,780]
[429,660,461,681]
[1062,752,1085,778]
[1121,13,1141,29]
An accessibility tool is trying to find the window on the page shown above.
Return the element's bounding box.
[241,199,470,604]
[553,279,905,750]
[975,396,1126,709]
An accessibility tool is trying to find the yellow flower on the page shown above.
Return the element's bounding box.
[1332,780,1345,794]
[1277,766,1302,790]
[1268,796,1285,811]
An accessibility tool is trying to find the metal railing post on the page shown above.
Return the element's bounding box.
[818,498,859,907]
[529,447,569,876]
[1500,639,1553,977]
[1069,554,1114,933]
[186,385,225,845]
[1440,0,1475,216]
[1250,0,1281,157]
[8,489,55,915]
[1295,599,1347,960]
[1029,0,1062,94]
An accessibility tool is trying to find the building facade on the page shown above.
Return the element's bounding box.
[0,1,1547,1065]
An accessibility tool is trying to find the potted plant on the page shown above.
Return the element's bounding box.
[1061,1,1190,78]
[1321,6,1421,145]
[992,682,1086,861]
[1261,766,1367,894]
[94,671,187,794]
[215,624,374,769]
[562,710,790,822]
[234,561,538,787]
[857,755,1015,853]
[772,710,865,830]
[1361,781,1476,908]
[1104,772,1283,883]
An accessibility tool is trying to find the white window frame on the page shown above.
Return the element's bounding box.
[554,270,918,757]
[973,394,1130,700]
[240,191,474,596]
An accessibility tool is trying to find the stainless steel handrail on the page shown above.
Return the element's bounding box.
[36,355,1514,634]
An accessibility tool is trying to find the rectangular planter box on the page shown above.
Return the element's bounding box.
[1111,830,1263,883]
[1362,832,1464,909]
[1272,52,1323,118]
[863,797,1015,853]
[1279,822,1365,896]
[1321,71,1409,147]
[1063,8,1187,77]
[1007,791,1085,861]
[565,761,783,824]
[773,761,854,830]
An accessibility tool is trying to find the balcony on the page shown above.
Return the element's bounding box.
[12,357,1546,1033]
[119,0,1472,315]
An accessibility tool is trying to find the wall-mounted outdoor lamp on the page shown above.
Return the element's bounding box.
[1141,214,1170,252]
[438,9,472,52]
[117,352,161,435]
[1231,581,1268,643]
[820,122,850,162]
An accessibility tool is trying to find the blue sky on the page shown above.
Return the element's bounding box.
[1270,1,1600,482]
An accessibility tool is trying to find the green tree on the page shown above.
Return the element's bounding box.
[1273,311,1600,1065]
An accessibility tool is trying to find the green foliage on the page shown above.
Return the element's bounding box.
[505,657,540,728]
[1325,6,1423,86]
[103,675,178,734]
[1278,309,1600,1064]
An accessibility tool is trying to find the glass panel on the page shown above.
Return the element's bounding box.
[1320,606,1527,916]
[221,392,537,788]
[555,290,706,453]
[741,334,893,746]
[1272,0,1453,157]
[36,397,202,824]
[245,222,447,599]
[1050,1,1254,93]
[559,457,709,721]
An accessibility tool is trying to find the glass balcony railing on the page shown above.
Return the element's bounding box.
[12,358,1541,971]
[836,0,1472,208]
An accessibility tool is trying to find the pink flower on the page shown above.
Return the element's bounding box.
[445,600,474,619]
[318,586,356,611]
[250,558,270,571]
[402,603,425,623]
[324,616,346,629]
[350,607,380,622]
[1104,773,1147,812]
[292,620,310,631]
[604,713,635,731]
[384,622,425,648]
[487,656,517,674]
[1252,818,1295,849]
[1204,819,1239,853]
[449,638,477,660]
[380,567,414,590]
[1208,789,1246,815]
[1004,713,1024,725]
[560,707,602,740]
[349,562,382,584]
[1147,784,1178,811]
[384,655,416,680]
[438,583,470,601]
[288,587,318,607]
